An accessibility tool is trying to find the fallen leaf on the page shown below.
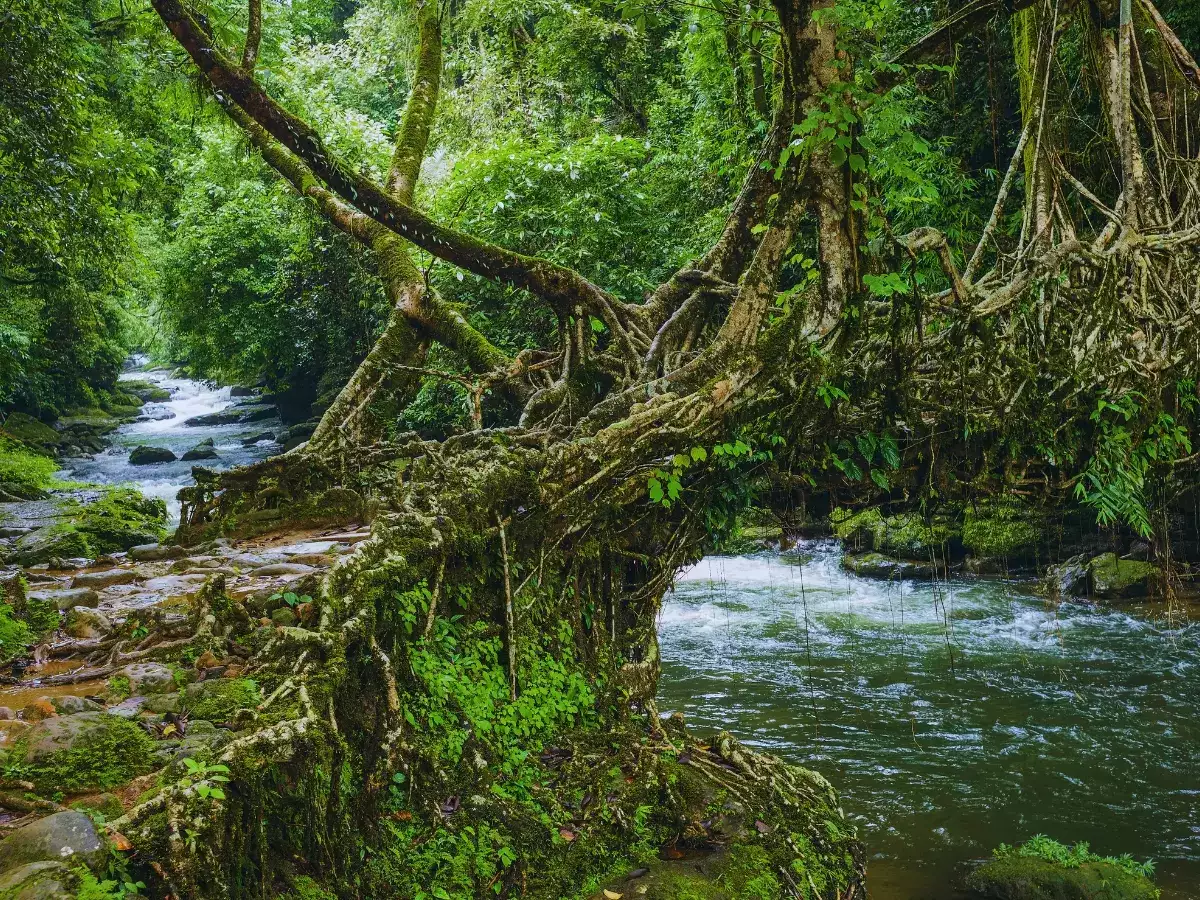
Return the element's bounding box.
[626,868,649,880]
[558,828,576,842]
[754,819,772,834]
[109,831,132,851]
[663,845,684,860]
[603,890,623,899]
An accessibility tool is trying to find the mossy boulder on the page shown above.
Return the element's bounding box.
[0,859,80,898]
[962,500,1043,560]
[72,488,167,554]
[832,508,960,559]
[11,526,91,566]
[841,552,941,580]
[182,439,219,462]
[119,379,171,403]
[0,811,106,873]
[14,712,156,793]
[1086,553,1161,599]
[0,413,62,452]
[129,445,177,465]
[967,854,1159,900]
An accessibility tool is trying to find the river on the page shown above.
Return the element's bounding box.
[63,366,284,522]
[657,543,1200,899]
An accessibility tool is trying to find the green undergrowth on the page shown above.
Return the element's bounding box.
[0,601,35,663]
[994,835,1156,880]
[183,677,261,722]
[10,713,157,794]
[0,434,57,493]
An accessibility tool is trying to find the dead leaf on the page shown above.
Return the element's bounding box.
[109,831,133,851]
[603,890,623,899]
[559,827,576,842]
[754,819,772,834]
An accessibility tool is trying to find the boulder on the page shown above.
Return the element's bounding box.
[230,385,257,397]
[71,568,136,590]
[183,409,242,427]
[11,528,91,567]
[0,811,106,873]
[1047,553,1090,596]
[18,712,155,792]
[0,860,80,898]
[1088,552,1161,600]
[128,445,177,465]
[181,438,219,461]
[63,607,112,640]
[241,431,276,446]
[45,695,104,715]
[841,552,941,580]
[967,854,1158,900]
[117,662,176,694]
[237,405,276,423]
[26,587,99,611]
[128,542,179,562]
[252,562,315,577]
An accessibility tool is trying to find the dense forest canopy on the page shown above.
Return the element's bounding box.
[3,0,1200,896]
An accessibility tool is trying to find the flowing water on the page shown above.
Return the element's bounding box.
[63,366,284,522]
[656,542,1200,899]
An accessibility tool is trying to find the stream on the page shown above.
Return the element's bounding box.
[657,543,1200,899]
[63,366,284,522]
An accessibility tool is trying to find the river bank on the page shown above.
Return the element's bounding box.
[658,544,1198,899]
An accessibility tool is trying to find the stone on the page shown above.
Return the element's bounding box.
[241,431,276,446]
[0,812,106,873]
[141,693,181,714]
[128,542,180,561]
[11,528,91,567]
[194,650,220,670]
[0,707,13,720]
[170,555,220,573]
[26,587,100,610]
[45,695,103,715]
[19,713,154,792]
[63,607,111,640]
[966,854,1158,900]
[71,568,136,590]
[840,552,941,580]
[105,696,148,718]
[1088,552,1161,599]
[230,385,257,397]
[21,701,57,722]
[117,662,176,694]
[1047,553,1090,596]
[128,445,177,465]
[253,562,315,577]
[183,409,242,427]
[181,438,219,461]
[0,860,80,898]
[271,606,297,627]
[237,405,276,423]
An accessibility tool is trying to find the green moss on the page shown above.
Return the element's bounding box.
[282,876,337,900]
[831,508,958,558]
[968,836,1158,900]
[0,602,34,663]
[1087,553,1160,599]
[182,678,261,721]
[962,500,1042,558]
[22,596,61,638]
[0,434,57,492]
[16,713,156,794]
[721,845,784,899]
[107,675,132,700]
[71,487,168,554]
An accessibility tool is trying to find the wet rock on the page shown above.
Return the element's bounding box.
[1125,540,1152,562]
[1047,553,1090,596]
[140,573,209,595]
[0,525,33,539]
[230,385,257,398]
[181,438,219,462]
[238,405,276,423]
[11,528,91,567]
[840,552,941,580]
[184,409,242,427]
[241,431,276,446]
[117,662,176,695]
[288,552,332,567]
[253,562,315,577]
[106,696,148,718]
[120,379,171,403]
[1088,552,1161,599]
[128,542,180,561]
[26,587,100,610]
[46,695,103,715]
[128,445,177,465]
[63,607,111,639]
[0,811,106,873]
[170,555,221,573]
[71,568,136,590]
[0,860,80,898]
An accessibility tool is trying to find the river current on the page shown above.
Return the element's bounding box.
[657,543,1200,899]
[63,367,284,522]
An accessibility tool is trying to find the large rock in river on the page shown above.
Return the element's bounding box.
[967,852,1158,900]
[181,438,219,461]
[128,445,177,465]
[1087,552,1161,599]
[0,811,106,873]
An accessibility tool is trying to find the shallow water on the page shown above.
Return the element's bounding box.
[62,367,283,522]
[656,542,1200,899]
